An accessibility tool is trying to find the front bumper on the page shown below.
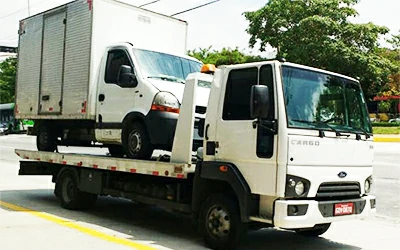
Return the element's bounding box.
[144,110,203,150]
[273,195,376,229]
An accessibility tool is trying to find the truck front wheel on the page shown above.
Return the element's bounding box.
[295,223,331,237]
[124,122,153,159]
[36,124,57,152]
[199,193,246,250]
[57,169,97,210]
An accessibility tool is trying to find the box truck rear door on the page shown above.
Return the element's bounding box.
[39,9,66,114]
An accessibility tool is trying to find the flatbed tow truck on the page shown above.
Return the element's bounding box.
[16,61,376,250]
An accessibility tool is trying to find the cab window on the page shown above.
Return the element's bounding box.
[105,50,133,84]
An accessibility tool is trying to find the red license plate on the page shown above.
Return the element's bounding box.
[334,202,354,216]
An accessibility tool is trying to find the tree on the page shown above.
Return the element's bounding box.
[0,57,17,104]
[388,31,400,49]
[244,0,394,96]
[188,46,267,66]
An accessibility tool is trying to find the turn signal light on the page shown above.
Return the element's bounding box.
[219,165,228,172]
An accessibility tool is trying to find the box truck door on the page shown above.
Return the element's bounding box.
[96,48,136,142]
[208,64,278,196]
[39,10,66,114]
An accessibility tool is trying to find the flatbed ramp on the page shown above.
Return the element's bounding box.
[15,149,193,179]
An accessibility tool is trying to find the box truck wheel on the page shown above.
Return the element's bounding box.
[37,124,57,152]
[124,122,153,159]
[295,223,331,237]
[199,193,246,250]
[57,169,97,210]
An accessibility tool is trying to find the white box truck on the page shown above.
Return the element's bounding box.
[16,60,376,250]
[15,0,211,159]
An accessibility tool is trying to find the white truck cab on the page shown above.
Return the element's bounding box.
[199,60,375,231]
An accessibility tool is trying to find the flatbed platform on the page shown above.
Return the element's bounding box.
[15,149,194,179]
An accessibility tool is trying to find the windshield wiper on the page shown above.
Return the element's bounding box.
[291,120,350,138]
[353,127,371,140]
[148,75,185,84]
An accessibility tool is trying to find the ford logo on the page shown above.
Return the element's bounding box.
[338,172,347,178]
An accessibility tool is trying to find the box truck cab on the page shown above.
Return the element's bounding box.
[94,44,212,158]
[15,0,212,158]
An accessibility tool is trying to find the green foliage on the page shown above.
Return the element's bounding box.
[0,57,17,104]
[372,122,400,127]
[244,0,394,96]
[387,31,400,49]
[378,101,391,112]
[376,48,400,97]
[188,46,267,66]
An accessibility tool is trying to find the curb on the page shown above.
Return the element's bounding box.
[373,137,400,142]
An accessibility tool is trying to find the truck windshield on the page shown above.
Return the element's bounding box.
[133,48,202,84]
[282,66,372,134]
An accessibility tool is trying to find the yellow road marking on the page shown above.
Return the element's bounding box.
[0,200,156,250]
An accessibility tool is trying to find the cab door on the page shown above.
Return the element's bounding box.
[205,64,278,196]
[95,48,136,142]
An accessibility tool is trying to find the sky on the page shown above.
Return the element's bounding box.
[0,0,399,58]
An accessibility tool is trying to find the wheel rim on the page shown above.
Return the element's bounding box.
[206,205,231,239]
[128,130,142,154]
[61,175,75,203]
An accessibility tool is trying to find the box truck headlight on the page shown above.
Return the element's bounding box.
[364,176,373,193]
[286,175,310,197]
[151,92,180,114]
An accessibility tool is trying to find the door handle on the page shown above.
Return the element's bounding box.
[205,124,210,140]
[98,94,105,102]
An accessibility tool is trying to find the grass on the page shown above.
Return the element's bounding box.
[372,126,400,135]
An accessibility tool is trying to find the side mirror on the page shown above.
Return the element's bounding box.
[250,85,269,119]
[117,65,138,88]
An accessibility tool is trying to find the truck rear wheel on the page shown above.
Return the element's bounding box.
[57,169,97,210]
[36,124,57,152]
[199,193,246,250]
[295,223,331,237]
[124,122,153,159]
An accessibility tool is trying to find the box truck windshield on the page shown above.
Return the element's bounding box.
[282,66,372,134]
[133,48,202,84]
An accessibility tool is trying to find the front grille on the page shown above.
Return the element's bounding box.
[316,182,360,198]
[195,106,207,114]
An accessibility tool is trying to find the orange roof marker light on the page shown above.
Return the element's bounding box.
[201,64,216,74]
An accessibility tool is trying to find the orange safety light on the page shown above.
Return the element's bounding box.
[201,64,216,74]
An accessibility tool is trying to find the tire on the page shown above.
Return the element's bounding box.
[199,193,246,250]
[57,169,97,210]
[295,223,331,237]
[108,145,125,157]
[124,122,153,159]
[36,124,57,152]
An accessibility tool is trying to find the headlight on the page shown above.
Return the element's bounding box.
[365,177,373,193]
[286,175,310,197]
[151,92,180,113]
[295,181,305,196]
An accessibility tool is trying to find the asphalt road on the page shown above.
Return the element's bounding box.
[0,134,399,250]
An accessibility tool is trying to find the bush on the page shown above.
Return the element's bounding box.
[372,122,400,127]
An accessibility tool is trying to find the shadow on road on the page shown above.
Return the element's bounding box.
[0,189,361,250]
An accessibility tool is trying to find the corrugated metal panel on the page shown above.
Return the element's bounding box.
[39,10,66,114]
[62,0,92,118]
[15,15,43,117]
